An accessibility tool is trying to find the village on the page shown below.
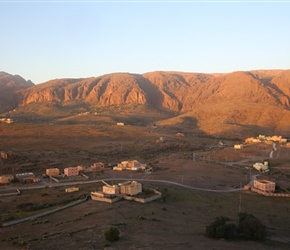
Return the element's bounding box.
[1,130,290,249]
[1,134,290,202]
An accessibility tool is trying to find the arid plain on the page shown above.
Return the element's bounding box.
[1,106,290,250]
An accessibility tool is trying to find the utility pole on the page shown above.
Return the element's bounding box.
[238,181,242,227]
[239,181,242,213]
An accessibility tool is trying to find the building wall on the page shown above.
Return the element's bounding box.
[91,162,104,170]
[65,187,79,192]
[64,167,79,177]
[254,179,275,192]
[0,175,14,184]
[120,181,142,196]
[16,172,34,181]
[103,185,120,195]
[46,168,60,176]
[1,151,14,159]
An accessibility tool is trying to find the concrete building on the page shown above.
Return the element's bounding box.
[0,175,14,184]
[253,162,269,172]
[91,162,104,170]
[15,172,39,183]
[77,165,85,172]
[46,168,60,176]
[234,144,243,149]
[114,160,146,171]
[103,185,120,195]
[1,151,14,160]
[254,179,275,192]
[119,181,142,196]
[65,186,79,193]
[16,172,34,180]
[64,167,79,177]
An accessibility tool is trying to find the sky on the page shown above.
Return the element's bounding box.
[1,0,290,84]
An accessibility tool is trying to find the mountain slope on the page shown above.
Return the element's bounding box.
[1,69,290,136]
[0,72,34,113]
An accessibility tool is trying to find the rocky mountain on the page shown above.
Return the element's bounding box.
[1,70,290,136]
[0,72,34,113]
[16,70,290,110]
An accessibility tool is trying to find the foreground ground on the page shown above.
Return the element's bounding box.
[1,121,290,249]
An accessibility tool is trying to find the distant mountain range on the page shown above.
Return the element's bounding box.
[1,70,290,137]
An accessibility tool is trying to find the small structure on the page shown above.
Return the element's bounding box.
[253,179,275,192]
[245,137,254,144]
[253,162,269,172]
[119,181,142,196]
[64,167,79,177]
[65,186,79,193]
[0,118,14,124]
[6,118,13,124]
[234,144,243,149]
[113,160,146,171]
[175,132,184,137]
[91,180,161,204]
[46,168,60,176]
[103,185,120,195]
[1,151,14,160]
[0,175,14,184]
[91,162,105,171]
[117,122,124,126]
[16,172,34,180]
[77,165,85,172]
[15,172,39,183]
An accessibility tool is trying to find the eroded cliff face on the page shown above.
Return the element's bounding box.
[0,72,34,113]
[2,70,290,114]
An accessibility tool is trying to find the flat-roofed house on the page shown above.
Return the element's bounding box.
[46,168,60,176]
[64,167,79,177]
[254,179,275,192]
[1,150,14,160]
[234,144,243,149]
[103,185,120,195]
[0,174,14,184]
[65,186,79,192]
[91,162,105,171]
[119,181,142,196]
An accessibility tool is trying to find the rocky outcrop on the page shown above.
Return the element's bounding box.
[14,70,290,112]
[0,72,34,113]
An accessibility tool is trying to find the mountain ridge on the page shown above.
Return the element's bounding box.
[1,69,289,137]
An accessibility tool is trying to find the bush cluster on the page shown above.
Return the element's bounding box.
[206,212,266,241]
[104,226,120,242]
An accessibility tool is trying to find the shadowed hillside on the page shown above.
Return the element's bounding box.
[0,72,34,113]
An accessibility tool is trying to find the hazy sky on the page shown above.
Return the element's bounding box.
[1,1,289,84]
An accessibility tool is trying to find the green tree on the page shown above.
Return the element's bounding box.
[104,226,120,242]
[238,212,266,241]
[206,216,238,240]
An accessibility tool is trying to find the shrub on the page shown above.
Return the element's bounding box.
[104,226,120,242]
[238,212,266,241]
[206,216,237,239]
[206,216,238,240]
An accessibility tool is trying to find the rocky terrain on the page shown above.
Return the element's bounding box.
[1,70,290,137]
[0,72,34,113]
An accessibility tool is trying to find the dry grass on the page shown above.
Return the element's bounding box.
[1,120,290,249]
